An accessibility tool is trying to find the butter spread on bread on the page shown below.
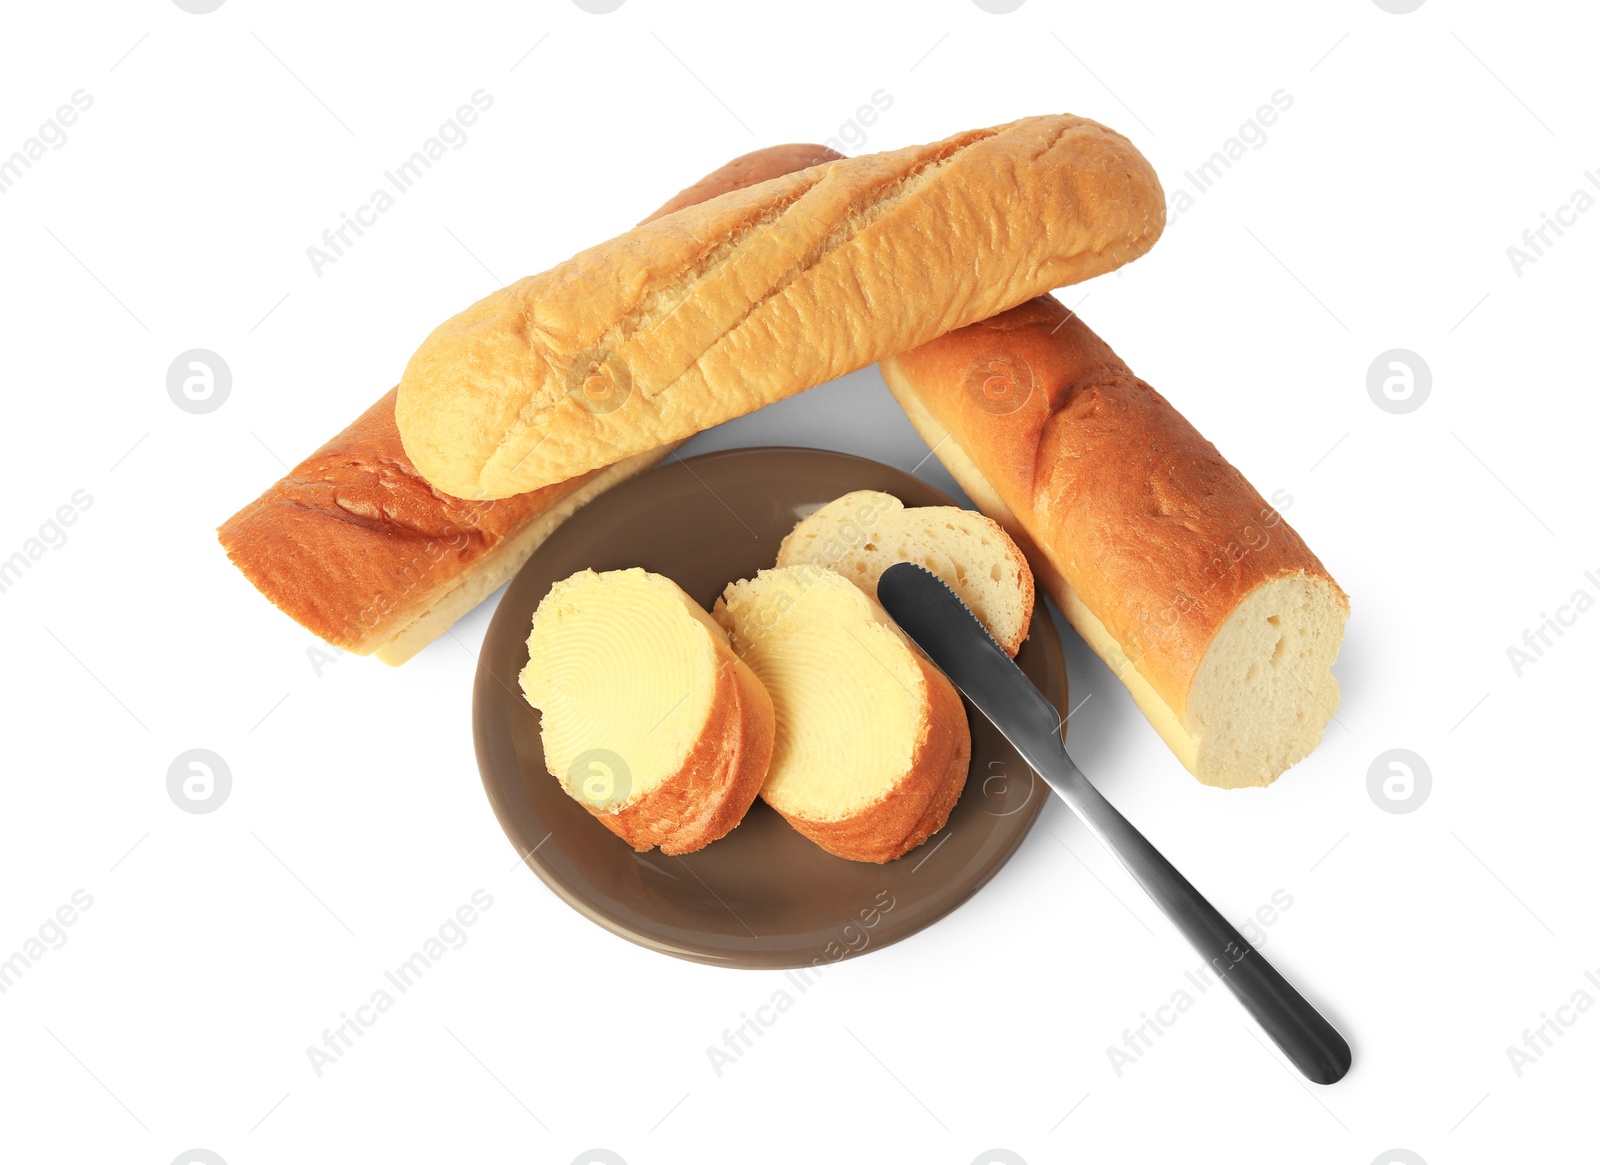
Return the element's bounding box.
[521,569,774,854]
[395,114,1164,499]
[882,296,1347,789]
[716,567,970,863]
[777,490,1034,656]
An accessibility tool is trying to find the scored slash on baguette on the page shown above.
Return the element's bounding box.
[776,489,1035,656]
[715,566,971,864]
[520,569,774,855]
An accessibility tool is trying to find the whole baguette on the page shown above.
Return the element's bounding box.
[881,296,1349,788]
[395,114,1164,500]
[218,144,840,664]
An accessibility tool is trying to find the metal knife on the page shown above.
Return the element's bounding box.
[877,562,1352,1086]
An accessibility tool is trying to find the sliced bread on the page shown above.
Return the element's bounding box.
[776,490,1034,656]
[715,566,971,863]
[520,568,774,854]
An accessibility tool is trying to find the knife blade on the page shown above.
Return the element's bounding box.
[877,561,1352,1086]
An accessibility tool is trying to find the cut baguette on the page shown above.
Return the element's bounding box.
[715,566,970,863]
[776,490,1034,656]
[520,568,774,854]
[882,295,1348,788]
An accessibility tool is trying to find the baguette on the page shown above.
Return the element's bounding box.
[521,569,774,855]
[218,144,840,664]
[881,296,1348,788]
[395,114,1164,500]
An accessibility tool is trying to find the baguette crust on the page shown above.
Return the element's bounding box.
[643,143,851,221]
[597,649,776,856]
[396,115,1165,499]
[773,651,970,864]
[218,144,841,661]
[218,389,641,656]
[882,296,1348,785]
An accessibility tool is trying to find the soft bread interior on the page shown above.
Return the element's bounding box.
[520,568,721,811]
[885,374,1346,788]
[716,566,927,821]
[776,490,1033,655]
[1187,572,1346,787]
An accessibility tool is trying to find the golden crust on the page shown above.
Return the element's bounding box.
[987,534,1035,657]
[881,295,1347,749]
[217,144,842,659]
[594,648,776,856]
[217,388,597,654]
[395,115,1165,499]
[769,652,970,864]
[643,143,851,221]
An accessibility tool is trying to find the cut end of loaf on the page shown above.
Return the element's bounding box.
[1187,573,1348,789]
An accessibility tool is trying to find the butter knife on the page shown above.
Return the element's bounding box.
[877,562,1352,1085]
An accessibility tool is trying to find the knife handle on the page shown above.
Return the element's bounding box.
[1051,759,1351,1085]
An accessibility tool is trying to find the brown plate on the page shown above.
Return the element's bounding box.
[473,447,1066,969]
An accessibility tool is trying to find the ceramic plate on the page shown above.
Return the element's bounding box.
[473,447,1066,969]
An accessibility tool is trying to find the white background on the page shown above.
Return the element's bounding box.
[1,2,1596,1163]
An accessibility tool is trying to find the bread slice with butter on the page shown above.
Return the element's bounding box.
[520,568,774,854]
[776,490,1034,656]
[715,566,970,863]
